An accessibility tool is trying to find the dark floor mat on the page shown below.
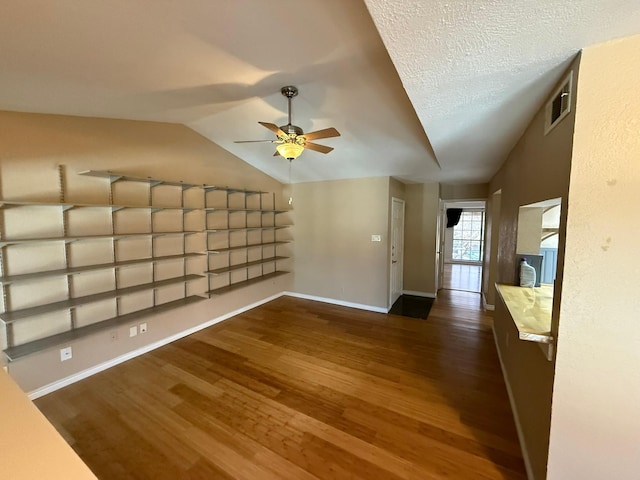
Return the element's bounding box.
[388,295,434,319]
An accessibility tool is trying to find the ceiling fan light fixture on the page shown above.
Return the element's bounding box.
[276,142,304,160]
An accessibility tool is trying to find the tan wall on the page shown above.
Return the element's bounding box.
[547,34,640,480]
[516,207,544,255]
[0,111,292,392]
[291,177,390,310]
[403,183,439,295]
[485,53,580,480]
[440,182,488,200]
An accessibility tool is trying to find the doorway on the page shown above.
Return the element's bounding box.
[389,197,405,307]
[439,201,486,293]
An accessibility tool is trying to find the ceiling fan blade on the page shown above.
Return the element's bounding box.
[304,142,334,154]
[234,140,278,143]
[301,127,340,141]
[259,121,289,139]
[273,150,281,157]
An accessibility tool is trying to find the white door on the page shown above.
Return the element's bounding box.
[390,197,405,307]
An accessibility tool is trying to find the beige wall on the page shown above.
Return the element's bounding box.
[485,53,580,480]
[440,182,488,200]
[547,34,640,480]
[291,177,391,310]
[0,111,292,392]
[516,207,544,255]
[403,183,439,295]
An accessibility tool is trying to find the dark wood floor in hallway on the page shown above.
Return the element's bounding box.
[35,293,526,479]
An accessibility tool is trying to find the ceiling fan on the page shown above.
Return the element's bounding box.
[234,85,340,160]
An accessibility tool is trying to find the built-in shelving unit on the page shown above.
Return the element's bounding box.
[0,168,207,360]
[203,184,290,297]
[0,168,292,361]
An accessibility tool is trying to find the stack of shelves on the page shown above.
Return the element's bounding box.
[203,186,290,296]
[0,170,206,361]
[0,169,292,361]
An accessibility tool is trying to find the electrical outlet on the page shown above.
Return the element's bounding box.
[139,323,148,334]
[129,325,138,338]
[60,346,73,362]
[371,234,382,242]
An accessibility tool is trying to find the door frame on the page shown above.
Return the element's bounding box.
[389,197,405,308]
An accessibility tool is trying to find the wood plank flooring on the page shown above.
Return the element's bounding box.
[35,292,526,479]
[443,263,483,293]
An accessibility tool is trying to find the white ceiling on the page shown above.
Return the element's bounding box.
[0,1,639,185]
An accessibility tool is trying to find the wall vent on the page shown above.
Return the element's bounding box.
[545,71,573,135]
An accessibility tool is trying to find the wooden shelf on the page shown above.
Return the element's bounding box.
[0,253,205,285]
[207,271,289,296]
[204,207,289,214]
[207,241,289,254]
[78,170,199,189]
[0,200,198,213]
[0,275,203,324]
[3,296,206,361]
[205,226,289,234]
[0,231,202,247]
[206,256,288,275]
[203,185,266,195]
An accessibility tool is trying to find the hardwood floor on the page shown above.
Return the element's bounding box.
[443,263,483,292]
[35,293,526,479]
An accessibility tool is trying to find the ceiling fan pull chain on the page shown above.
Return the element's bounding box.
[288,159,293,205]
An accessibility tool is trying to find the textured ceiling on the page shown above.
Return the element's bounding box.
[0,1,639,185]
[364,0,640,183]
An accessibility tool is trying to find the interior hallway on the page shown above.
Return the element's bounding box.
[443,263,483,293]
[35,294,525,479]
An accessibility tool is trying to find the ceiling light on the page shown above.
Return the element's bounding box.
[276,142,304,160]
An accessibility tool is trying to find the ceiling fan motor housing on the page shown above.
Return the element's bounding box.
[280,124,303,137]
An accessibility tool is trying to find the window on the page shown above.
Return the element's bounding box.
[452,210,484,262]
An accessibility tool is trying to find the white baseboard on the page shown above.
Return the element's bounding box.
[483,293,495,311]
[27,293,284,400]
[283,292,388,313]
[402,290,436,299]
[492,325,534,480]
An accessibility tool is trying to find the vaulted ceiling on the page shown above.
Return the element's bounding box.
[1,1,639,184]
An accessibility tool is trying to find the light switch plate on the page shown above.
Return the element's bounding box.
[129,325,138,337]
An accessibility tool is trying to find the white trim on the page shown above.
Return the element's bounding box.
[402,290,436,299]
[27,293,284,400]
[482,293,495,311]
[492,325,534,480]
[284,292,388,314]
